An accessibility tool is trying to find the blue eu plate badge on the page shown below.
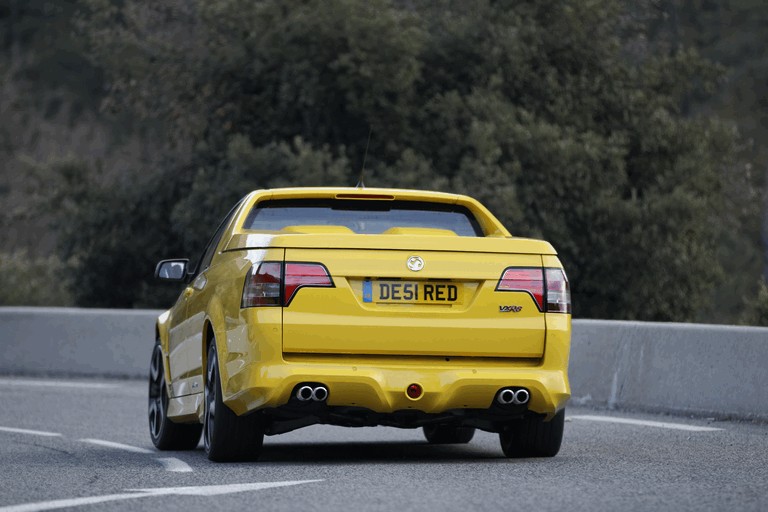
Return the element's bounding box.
[363,280,373,303]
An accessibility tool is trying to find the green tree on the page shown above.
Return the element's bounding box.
[72,0,744,320]
[29,157,191,307]
[0,251,73,306]
[633,0,768,322]
[741,280,768,326]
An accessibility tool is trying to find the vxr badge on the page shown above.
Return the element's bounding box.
[499,305,523,313]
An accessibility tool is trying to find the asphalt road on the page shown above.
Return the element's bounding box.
[0,376,766,512]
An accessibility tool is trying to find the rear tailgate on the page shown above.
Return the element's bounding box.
[281,239,548,358]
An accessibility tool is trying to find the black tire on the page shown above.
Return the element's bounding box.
[499,409,565,458]
[148,343,202,450]
[204,341,264,462]
[423,424,476,444]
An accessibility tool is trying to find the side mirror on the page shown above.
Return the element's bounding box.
[155,259,189,282]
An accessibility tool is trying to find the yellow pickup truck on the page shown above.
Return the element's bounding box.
[150,187,571,461]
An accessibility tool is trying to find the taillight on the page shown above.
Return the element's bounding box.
[496,267,571,314]
[242,261,334,308]
[284,262,334,305]
[242,262,282,307]
[496,268,545,310]
[545,268,571,313]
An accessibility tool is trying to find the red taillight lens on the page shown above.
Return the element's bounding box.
[284,263,334,305]
[242,261,334,308]
[496,268,545,310]
[496,267,571,314]
[545,268,571,313]
[242,262,282,307]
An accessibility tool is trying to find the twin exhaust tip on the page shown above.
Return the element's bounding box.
[496,387,530,406]
[296,384,329,402]
[297,384,524,406]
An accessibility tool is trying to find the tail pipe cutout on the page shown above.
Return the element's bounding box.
[295,383,329,402]
[496,387,530,406]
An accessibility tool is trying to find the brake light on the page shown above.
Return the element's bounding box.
[284,262,334,305]
[497,268,545,310]
[242,261,334,308]
[496,267,571,313]
[334,193,395,200]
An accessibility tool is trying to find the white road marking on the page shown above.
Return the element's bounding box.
[0,426,62,437]
[0,379,117,389]
[0,492,148,512]
[569,415,723,432]
[127,480,324,496]
[80,439,193,472]
[155,457,193,472]
[0,480,322,512]
[79,439,154,454]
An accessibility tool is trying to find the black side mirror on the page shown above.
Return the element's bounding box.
[155,259,189,282]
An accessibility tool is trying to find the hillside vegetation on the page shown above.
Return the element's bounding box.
[0,0,765,324]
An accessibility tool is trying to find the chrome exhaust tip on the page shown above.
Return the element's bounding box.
[513,388,530,405]
[311,386,328,402]
[497,388,515,405]
[296,385,314,401]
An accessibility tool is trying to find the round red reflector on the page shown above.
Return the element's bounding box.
[406,383,423,400]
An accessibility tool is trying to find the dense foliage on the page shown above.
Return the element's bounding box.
[741,281,768,326]
[1,0,766,324]
[0,250,73,306]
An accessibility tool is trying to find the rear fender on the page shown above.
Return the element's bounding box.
[200,296,230,394]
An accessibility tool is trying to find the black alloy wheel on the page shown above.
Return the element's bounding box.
[204,340,265,462]
[148,343,202,450]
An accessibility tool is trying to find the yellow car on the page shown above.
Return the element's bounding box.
[149,187,571,461]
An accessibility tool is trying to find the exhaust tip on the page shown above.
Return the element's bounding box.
[296,385,314,401]
[497,388,515,405]
[513,389,530,405]
[312,386,328,402]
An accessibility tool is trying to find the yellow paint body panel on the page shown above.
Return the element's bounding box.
[157,187,571,423]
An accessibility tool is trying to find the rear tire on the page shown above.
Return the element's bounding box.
[204,340,264,462]
[499,409,565,458]
[148,343,202,450]
[423,425,475,444]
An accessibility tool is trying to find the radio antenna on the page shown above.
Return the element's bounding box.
[356,128,372,189]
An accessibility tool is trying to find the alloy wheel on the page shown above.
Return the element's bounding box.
[204,345,217,452]
[148,345,165,441]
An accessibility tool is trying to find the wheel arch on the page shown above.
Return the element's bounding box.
[155,310,173,385]
[156,309,172,352]
[200,291,230,379]
[202,319,215,379]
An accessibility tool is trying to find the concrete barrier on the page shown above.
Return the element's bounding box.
[0,307,161,379]
[1,307,767,419]
[569,319,768,421]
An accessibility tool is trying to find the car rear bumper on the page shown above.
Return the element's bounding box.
[224,357,570,420]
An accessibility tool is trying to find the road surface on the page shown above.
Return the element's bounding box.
[0,376,765,511]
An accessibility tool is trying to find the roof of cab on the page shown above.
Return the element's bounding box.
[235,187,511,238]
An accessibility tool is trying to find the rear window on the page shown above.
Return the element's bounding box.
[243,199,483,236]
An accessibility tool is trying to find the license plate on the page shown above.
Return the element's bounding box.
[362,280,463,304]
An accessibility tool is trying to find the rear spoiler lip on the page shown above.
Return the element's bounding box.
[224,233,558,256]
